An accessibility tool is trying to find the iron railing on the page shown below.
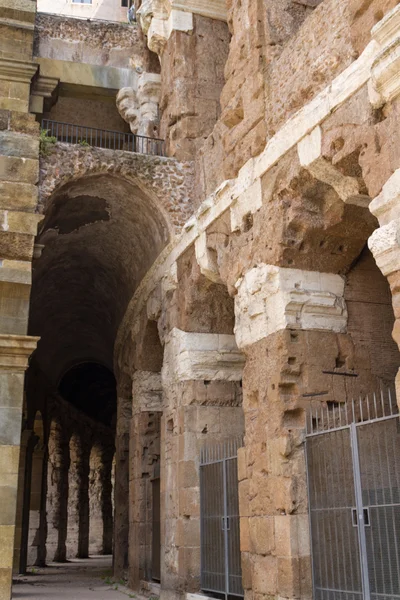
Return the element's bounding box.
[41,119,166,157]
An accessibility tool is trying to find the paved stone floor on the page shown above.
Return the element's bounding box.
[12,556,134,599]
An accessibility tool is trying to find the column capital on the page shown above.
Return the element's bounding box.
[368,170,400,277]
[0,334,39,371]
[234,265,347,349]
[162,328,244,383]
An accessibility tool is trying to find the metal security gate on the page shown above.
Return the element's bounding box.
[306,390,400,600]
[151,475,161,582]
[200,439,244,599]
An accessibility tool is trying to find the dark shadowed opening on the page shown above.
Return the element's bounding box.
[58,363,117,427]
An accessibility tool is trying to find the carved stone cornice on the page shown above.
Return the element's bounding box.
[0,57,37,84]
[368,169,400,277]
[0,334,39,371]
[234,265,347,349]
[370,5,400,105]
[31,75,59,98]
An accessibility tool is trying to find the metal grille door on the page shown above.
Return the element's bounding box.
[306,390,400,600]
[152,477,161,582]
[200,439,244,599]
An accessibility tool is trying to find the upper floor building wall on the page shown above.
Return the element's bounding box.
[37,0,131,23]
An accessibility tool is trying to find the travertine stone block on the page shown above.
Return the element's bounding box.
[0,131,39,159]
[368,172,400,278]
[368,219,400,277]
[0,182,37,211]
[0,485,17,525]
[162,328,245,382]
[0,526,14,569]
[0,567,12,600]
[252,554,277,595]
[249,516,274,555]
[369,168,400,226]
[0,156,38,185]
[274,514,310,558]
[194,231,222,283]
[234,265,347,348]
[298,126,369,206]
[230,179,263,232]
[132,371,162,413]
[371,5,400,105]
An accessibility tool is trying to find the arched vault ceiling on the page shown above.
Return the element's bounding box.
[29,173,170,384]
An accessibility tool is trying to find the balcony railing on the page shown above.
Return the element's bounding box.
[41,119,166,157]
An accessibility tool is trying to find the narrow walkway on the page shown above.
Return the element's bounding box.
[13,556,133,599]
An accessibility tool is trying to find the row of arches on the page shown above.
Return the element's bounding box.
[18,407,115,573]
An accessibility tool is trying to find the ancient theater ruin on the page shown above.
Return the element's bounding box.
[1,0,400,599]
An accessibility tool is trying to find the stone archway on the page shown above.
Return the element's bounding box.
[24,170,176,575]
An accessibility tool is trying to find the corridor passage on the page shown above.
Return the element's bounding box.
[12,556,134,600]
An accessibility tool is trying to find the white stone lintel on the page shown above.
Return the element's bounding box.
[371,37,400,105]
[234,265,347,349]
[370,6,400,105]
[372,4,400,48]
[368,219,400,277]
[369,168,400,226]
[162,328,245,382]
[148,9,193,54]
[230,178,262,232]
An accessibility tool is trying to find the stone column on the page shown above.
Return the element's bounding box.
[0,0,42,597]
[160,330,245,600]
[0,336,38,599]
[35,447,48,567]
[26,441,45,566]
[77,446,90,559]
[46,422,69,563]
[13,429,32,573]
[113,383,132,578]
[233,264,348,600]
[67,436,89,560]
[101,445,114,556]
[89,445,104,556]
[129,371,163,590]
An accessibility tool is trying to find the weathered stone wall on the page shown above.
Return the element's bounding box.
[0,1,41,596]
[43,96,130,135]
[159,15,230,160]
[39,144,195,231]
[115,6,400,597]
[196,0,400,204]
[34,14,155,70]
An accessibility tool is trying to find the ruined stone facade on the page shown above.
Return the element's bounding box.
[2,1,400,600]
